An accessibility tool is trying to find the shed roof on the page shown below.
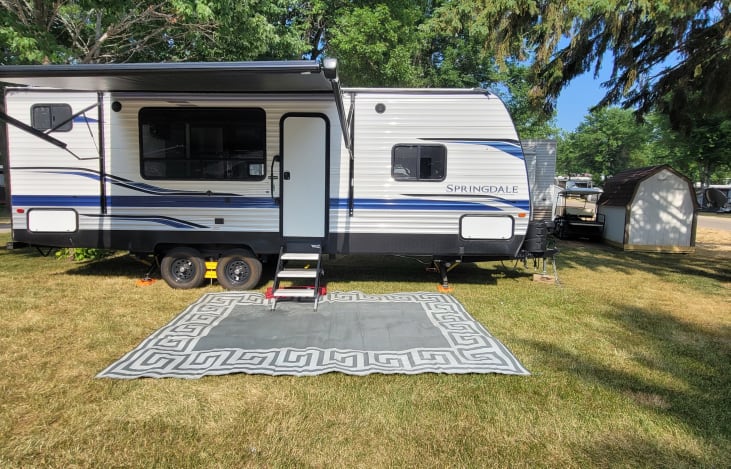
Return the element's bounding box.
[598,165,695,208]
[0,60,334,93]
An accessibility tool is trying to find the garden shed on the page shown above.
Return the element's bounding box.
[597,165,698,252]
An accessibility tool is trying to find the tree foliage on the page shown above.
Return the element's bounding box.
[559,106,731,184]
[0,1,220,64]
[0,1,558,137]
[317,1,557,134]
[650,110,731,185]
[496,63,559,138]
[293,0,497,88]
[187,1,307,62]
[326,2,426,87]
[430,0,731,130]
[558,107,652,180]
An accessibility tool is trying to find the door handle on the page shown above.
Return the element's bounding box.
[283,171,291,180]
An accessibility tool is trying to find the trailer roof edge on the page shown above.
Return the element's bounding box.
[342,87,492,95]
[0,60,331,93]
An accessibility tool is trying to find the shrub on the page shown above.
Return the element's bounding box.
[55,248,115,262]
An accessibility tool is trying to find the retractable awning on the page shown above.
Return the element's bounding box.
[0,58,355,212]
[0,60,335,93]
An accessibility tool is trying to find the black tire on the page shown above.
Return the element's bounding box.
[557,222,567,240]
[216,249,262,290]
[160,247,205,289]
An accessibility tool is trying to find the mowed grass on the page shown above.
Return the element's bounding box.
[0,230,729,468]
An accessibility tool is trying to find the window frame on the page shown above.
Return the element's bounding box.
[138,107,267,181]
[391,143,447,182]
[30,103,73,132]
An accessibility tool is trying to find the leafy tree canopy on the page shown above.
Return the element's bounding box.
[315,1,557,135]
[559,105,731,185]
[558,107,653,180]
[0,0,558,137]
[431,1,731,130]
[650,108,731,185]
[188,0,308,62]
[0,0,217,64]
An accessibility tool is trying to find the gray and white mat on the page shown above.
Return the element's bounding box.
[97,291,530,378]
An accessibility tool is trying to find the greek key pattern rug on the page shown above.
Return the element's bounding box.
[97,291,529,379]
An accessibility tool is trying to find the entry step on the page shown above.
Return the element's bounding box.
[281,252,320,261]
[271,243,325,310]
[270,287,320,298]
[276,268,319,279]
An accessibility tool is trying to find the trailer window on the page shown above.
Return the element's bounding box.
[392,144,446,181]
[139,108,266,181]
[31,104,73,132]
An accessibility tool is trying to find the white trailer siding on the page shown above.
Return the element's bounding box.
[103,93,342,235]
[7,87,532,259]
[344,91,530,242]
[7,90,104,233]
[8,91,345,236]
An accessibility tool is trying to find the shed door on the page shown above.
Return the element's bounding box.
[281,115,328,238]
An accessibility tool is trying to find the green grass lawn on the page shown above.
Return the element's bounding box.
[0,234,729,468]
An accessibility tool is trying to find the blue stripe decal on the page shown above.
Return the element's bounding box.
[13,195,530,212]
[73,116,98,123]
[12,195,277,209]
[423,138,524,160]
[106,175,238,196]
[12,195,101,207]
[330,198,530,212]
[30,168,239,196]
[53,170,101,181]
[82,214,207,229]
[111,195,277,208]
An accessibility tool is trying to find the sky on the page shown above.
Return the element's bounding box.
[554,60,613,132]
[554,51,679,132]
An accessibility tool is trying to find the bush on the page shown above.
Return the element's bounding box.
[55,248,115,262]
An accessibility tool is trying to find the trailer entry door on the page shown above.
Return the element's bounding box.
[281,115,328,238]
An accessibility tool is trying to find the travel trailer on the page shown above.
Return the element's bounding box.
[0,60,549,298]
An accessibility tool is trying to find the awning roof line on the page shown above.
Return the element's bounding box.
[1,58,354,155]
[0,60,333,93]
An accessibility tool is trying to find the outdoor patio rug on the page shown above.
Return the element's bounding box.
[97,291,529,379]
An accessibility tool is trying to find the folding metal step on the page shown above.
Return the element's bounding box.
[280,252,320,261]
[276,268,319,279]
[269,242,325,310]
[271,288,319,298]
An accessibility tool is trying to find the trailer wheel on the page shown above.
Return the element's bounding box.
[556,221,567,240]
[216,249,262,290]
[160,247,205,289]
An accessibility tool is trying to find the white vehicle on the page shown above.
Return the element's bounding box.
[551,187,605,241]
[0,60,549,294]
[704,185,731,212]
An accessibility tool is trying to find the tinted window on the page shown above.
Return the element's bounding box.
[392,144,446,181]
[31,104,73,132]
[139,108,266,180]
